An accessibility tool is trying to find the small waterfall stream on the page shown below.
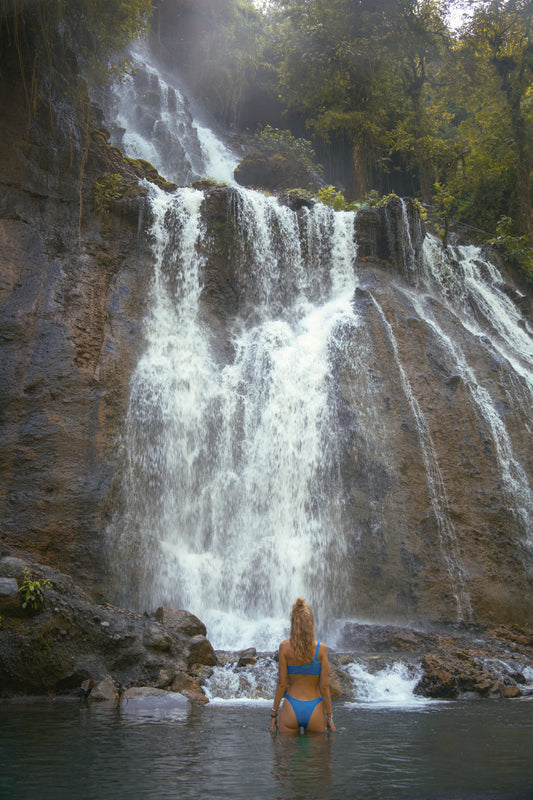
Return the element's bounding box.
[106,42,533,651]
[107,41,238,184]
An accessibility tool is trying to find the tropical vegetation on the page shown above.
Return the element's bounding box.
[1,0,532,280]
[161,0,533,281]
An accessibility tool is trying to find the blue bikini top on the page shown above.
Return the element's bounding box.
[287,641,321,675]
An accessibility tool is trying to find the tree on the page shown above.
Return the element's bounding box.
[454,0,533,242]
[271,0,402,198]
[153,0,273,128]
[385,0,452,202]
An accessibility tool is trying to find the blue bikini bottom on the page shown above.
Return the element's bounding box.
[284,695,323,729]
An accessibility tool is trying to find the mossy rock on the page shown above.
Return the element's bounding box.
[191,178,229,191]
[234,152,319,192]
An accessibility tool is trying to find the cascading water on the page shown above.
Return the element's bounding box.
[112,183,359,648]
[417,237,533,541]
[107,42,533,649]
[106,41,238,184]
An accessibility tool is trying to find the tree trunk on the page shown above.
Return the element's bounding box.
[348,139,370,200]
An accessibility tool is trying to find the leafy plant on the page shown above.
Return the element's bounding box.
[317,185,360,212]
[488,216,533,282]
[432,181,454,247]
[255,125,323,176]
[18,570,51,612]
[364,191,401,208]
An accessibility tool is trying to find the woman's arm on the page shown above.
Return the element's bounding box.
[270,643,288,732]
[319,644,336,731]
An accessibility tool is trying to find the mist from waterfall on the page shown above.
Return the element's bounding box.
[107,41,239,185]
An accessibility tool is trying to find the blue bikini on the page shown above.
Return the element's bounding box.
[285,641,323,728]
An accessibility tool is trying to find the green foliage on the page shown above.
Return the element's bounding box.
[255,125,324,184]
[255,125,322,175]
[317,185,360,212]
[18,570,51,612]
[364,191,400,208]
[488,216,533,282]
[94,172,127,215]
[432,181,454,246]
[191,178,230,191]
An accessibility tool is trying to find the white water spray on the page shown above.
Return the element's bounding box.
[113,185,358,649]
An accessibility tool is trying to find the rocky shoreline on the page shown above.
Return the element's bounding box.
[2,552,533,705]
[0,553,214,704]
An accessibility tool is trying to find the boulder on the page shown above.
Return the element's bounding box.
[501,685,521,699]
[154,607,207,638]
[121,687,190,718]
[155,667,177,689]
[234,152,318,192]
[328,665,354,699]
[91,676,118,702]
[123,686,170,700]
[170,671,209,705]
[187,635,218,667]
[0,577,19,614]
[142,625,172,652]
[237,647,257,667]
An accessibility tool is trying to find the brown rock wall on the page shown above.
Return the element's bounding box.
[0,71,154,592]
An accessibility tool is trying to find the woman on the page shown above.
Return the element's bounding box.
[270,597,335,734]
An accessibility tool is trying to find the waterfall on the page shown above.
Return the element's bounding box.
[106,42,533,646]
[112,184,358,648]
[418,237,533,543]
[106,41,239,184]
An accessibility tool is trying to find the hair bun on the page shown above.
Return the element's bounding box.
[295,597,306,607]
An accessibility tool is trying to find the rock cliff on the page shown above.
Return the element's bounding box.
[0,54,163,595]
[0,50,532,632]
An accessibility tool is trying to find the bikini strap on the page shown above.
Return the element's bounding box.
[314,641,321,660]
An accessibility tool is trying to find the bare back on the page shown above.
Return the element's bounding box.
[280,638,323,699]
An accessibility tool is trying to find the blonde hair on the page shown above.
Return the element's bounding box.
[290,597,315,662]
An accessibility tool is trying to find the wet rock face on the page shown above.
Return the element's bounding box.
[329,267,533,624]
[0,73,153,593]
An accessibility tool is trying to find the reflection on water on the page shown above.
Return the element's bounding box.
[271,731,334,799]
[1,700,532,799]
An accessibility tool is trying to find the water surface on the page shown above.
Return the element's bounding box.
[1,700,532,799]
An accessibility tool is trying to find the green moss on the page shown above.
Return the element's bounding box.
[285,188,315,203]
[94,172,127,216]
[191,177,230,190]
[107,145,125,158]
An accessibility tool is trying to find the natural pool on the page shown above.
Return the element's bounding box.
[1,698,532,800]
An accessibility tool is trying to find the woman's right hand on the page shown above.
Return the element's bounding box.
[327,716,336,732]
